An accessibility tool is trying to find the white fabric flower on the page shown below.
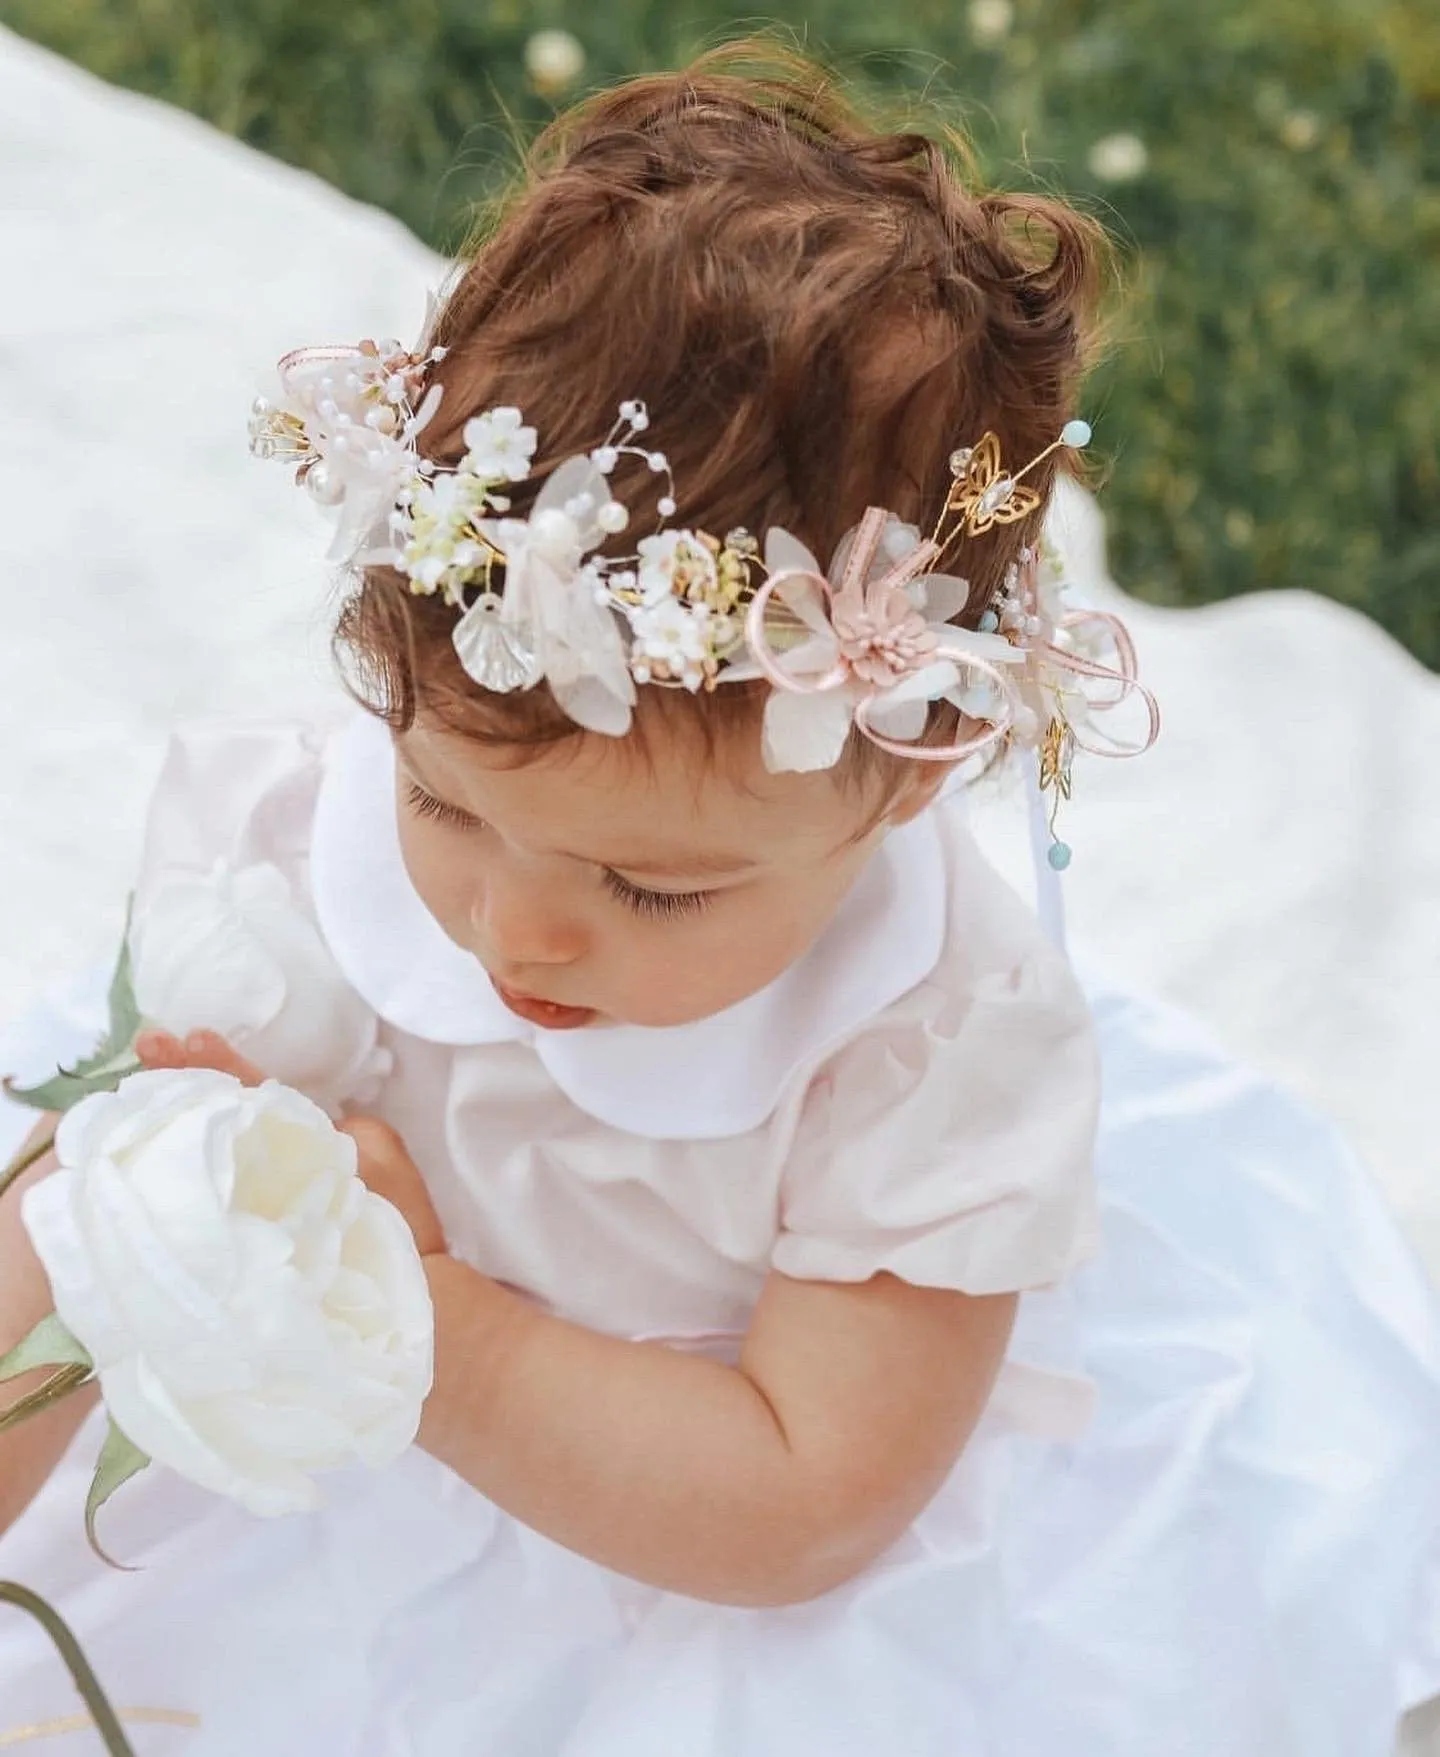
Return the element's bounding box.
[635,530,718,606]
[462,407,538,484]
[630,596,711,687]
[473,455,636,735]
[757,523,1021,773]
[131,861,391,1114]
[398,468,496,606]
[22,1069,434,1517]
[258,347,443,565]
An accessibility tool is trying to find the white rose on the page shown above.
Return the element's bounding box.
[22,1069,434,1517]
[131,860,391,1113]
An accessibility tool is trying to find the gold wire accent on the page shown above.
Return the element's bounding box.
[0,1707,199,1747]
[931,430,1076,566]
[1038,716,1075,802]
[1039,715,1076,845]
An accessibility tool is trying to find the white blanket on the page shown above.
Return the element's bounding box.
[1,26,1436,1282]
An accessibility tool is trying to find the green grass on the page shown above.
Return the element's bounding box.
[6,0,1437,662]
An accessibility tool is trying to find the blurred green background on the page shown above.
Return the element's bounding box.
[4,0,1437,662]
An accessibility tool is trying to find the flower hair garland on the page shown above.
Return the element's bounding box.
[250,325,1159,861]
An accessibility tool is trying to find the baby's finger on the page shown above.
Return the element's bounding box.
[134,1028,265,1088]
[181,1030,266,1087]
[135,1029,187,1070]
[340,1116,446,1257]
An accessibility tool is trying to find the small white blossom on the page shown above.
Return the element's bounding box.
[397,466,495,604]
[462,407,538,483]
[630,597,712,688]
[636,529,717,606]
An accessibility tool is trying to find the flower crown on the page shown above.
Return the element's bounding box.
[249,327,1158,865]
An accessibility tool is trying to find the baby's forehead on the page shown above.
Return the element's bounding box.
[398,721,869,870]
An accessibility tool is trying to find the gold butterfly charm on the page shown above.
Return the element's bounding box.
[946,432,1044,536]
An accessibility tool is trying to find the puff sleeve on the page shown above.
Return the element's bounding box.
[772,832,1101,1296]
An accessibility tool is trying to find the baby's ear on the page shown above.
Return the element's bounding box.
[884,765,953,829]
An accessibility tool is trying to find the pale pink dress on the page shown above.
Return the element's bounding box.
[0,710,1437,1757]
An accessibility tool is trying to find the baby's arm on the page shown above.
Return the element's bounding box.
[423,1254,1015,1607]
[0,1121,100,1536]
[135,1035,1018,1608]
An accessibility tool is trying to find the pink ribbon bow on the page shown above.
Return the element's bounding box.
[744,507,1159,772]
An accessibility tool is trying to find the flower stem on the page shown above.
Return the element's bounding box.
[0,1131,57,1204]
[0,1583,138,1756]
[0,1364,92,1438]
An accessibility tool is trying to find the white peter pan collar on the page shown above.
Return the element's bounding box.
[309,713,948,1140]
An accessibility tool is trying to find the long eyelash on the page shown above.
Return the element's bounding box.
[405,781,477,830]
[603,870,711,921]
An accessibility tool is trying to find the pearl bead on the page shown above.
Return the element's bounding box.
[1061,419,1092,449]
[304,461,344,506]
[1047,841,1073,871]
[657,496,677,518]
[530,508,579,563]
[598,500,629,533]
[979,610,1000,632]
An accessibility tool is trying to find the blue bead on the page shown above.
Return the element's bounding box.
[1061,419,1092,449]
[979,609,1000,632]
[1047,841,1073,871]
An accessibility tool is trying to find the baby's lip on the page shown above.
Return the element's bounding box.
[491,982,597,1031]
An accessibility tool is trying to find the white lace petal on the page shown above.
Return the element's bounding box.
[763,527,823,578]
[551,674,635,737]
[761,688,855,773]
[880,659,963,707]
[916,573,972,623]
[864,696,929,741]
[774,579,834,639]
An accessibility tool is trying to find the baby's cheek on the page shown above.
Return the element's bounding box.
[397,822,472,947]
[610,900,817,1028]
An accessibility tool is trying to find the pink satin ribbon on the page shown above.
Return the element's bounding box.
[744,508,1020,764]
[744,508,1160,765]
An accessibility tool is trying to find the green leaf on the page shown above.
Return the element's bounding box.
[85,1419,150,1571]
[0,1311,92,1383]
[0,1363,92,1438]
[5,902,142,1113]
[3,1055,143,1114]
[106,897,142,1051]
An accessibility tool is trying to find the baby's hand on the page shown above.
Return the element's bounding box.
[135,1030,446,1258]
[136,1027,264,1086]
[340,1117,447,1260]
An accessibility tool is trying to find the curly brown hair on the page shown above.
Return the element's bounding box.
[337,41,1108,785]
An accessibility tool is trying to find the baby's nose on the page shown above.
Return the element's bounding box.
[471,879,584,968]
